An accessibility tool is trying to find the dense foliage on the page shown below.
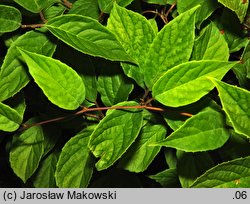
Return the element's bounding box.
[0,0,250,188]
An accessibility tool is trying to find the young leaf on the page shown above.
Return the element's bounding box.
[143,6,199,88]
[148,168,179,187]
[176,151,215,187]
[56,126,96,188]
[0,102,22,132]
[88,101,143,170]
[19,49,85,110]
[69,0,99,19]
[98,0,134,13]
[13,0,59,13]
[177,0,220,27]
[0,5,21,33]
[0,31,56,102]
[10,122,44,183]
[152,61,236,107]
[97,68,133,106]
[118,124,166,173]
[33,152,59,188]
[192,22,229,61]
[210,79,250,138]
[46,14,133,62]
[154,110,230,152]
[107,3,156,87]
[218,0,249,23]
[191,156,250,187]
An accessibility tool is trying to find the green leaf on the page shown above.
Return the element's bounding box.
[119,124,166,173]
[148,168,179,187]
[56,126,96,188]
[177,0,220,27]
[0,31,56,102]
[33,152,59,188]
[218,0,249,23]
[69,0,99,19]
[46,14,133,62]
[98,0,134,13]
[154,110,230,152]
[143,6,199,88]
[43,3,66,20]
[176,151,215,187]
[19,49,85,110]
[13,0,59,13]
[152,61,236,107]
[5,93,26,121]
[107,3,156,87]
[0,5,21,33]
[191,156,250,187]
[210,79,250,138]
[97,65,133,106]
[10,120,44,183]
[0,102,22,132]
[192,22,229,61]
[89,101,143,170]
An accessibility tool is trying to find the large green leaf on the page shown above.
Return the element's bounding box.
[192,22,229,61]
[176,151,214,187]
[211,79,250,138]
[13,0,59,13]
[46,14,133,62]
[89,101,143,170]
[191,156,250,187]
[218,0,249,23]
[0,31,56,102]
[152,61,236,107]
[69,0,99,19]
[19,49,85,110]
[177,0,220,27]
[33,152,59,188]
[0,32,56,102]
[10,120,44,183]
[154,110,230,152]
[0,5,21,33]
[119,124,166,172]
[56,126,96,188]
[0,102,22,132]
[143,6,198,88]
[98,0,134,13]
[107,3,156,87]
[97,68,133,106]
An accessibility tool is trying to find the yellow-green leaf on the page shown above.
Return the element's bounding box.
[19,49,85,110]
